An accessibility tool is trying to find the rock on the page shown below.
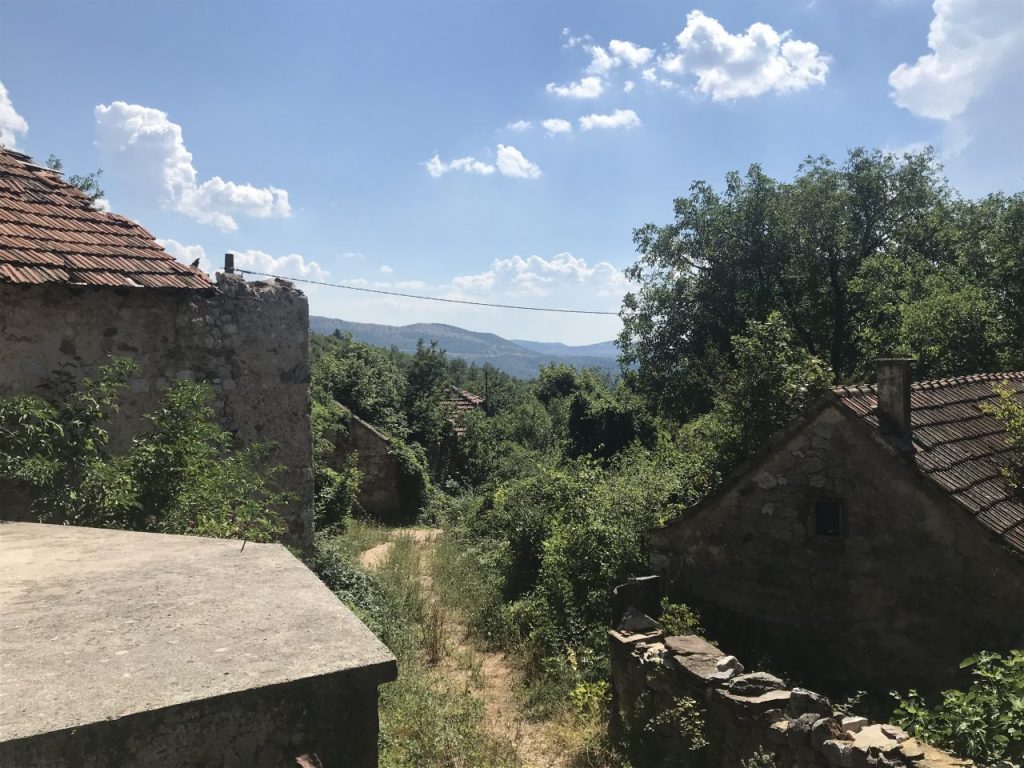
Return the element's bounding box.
[899,738,926,761]
[880,724,910,743]
[822,738,854,768]
[754,470,779,490]
[665,635,728,683]
[720,689,792,717]
[812,718,843,749]
[787,688,833,718]
[729,672,787,697]
[641,643,666,663]
[617,607,660,634]
[849,725,903,758]
[717,655,744,674]
[767,719,789,745]
[786,712,819,749]
[842,716,869,735]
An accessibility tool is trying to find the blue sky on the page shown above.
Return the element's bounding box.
[1,0,1021,344]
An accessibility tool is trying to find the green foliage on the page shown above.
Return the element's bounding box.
[311,398,363,527]
[981,384,1024,498]
[659,599,703,638]
[0,359,288,541]
[403,339,450,449]
[644,696,709,752]
[891,651,1024,764]
[620,148,1024,418]
[45,154,105,203]
[742,748,778,768]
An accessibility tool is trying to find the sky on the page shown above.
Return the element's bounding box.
[1,0,1022,344]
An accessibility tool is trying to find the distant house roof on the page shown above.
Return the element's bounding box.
[833,371,1024,557]
[442,386,485,435]
[0,147,210,289]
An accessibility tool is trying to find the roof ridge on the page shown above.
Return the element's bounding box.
[833,370,1024,397]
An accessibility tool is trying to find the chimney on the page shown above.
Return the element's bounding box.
[224,252,235,274]
[875,358,915,444]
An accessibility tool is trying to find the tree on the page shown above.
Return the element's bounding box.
[45,154,105,204]
[617,148,993,419]
[403,339,449,449]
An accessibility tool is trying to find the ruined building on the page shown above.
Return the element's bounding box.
[650,359,1024,692]
[0,147,313,544]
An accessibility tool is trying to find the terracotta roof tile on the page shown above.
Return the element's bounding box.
[442,387,486,436]
[834,371,1024,556]
[0,148,210,290]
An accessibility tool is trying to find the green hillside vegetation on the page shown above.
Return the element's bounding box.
[309,317,619,379]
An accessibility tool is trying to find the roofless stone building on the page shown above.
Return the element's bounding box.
[651,360,1024,693]
[0,523,397,767]
[0,147,312,544]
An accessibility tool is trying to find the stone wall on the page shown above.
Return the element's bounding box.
[328,412,404,522]
[0,274,313,545]
[609,623,971,768]
[649,404,1024,693]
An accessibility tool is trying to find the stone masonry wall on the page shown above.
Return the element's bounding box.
[609,624,973,768]
[328,412,403,522]
[0,274,313,545]
[649,404,1024,693]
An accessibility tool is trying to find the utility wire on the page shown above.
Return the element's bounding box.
[236,269,620,316]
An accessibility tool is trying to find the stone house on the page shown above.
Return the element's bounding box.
[328,410,406,522]
[650,360,1024,692]
[0,147,313,544]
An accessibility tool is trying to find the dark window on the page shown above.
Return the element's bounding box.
[813,498,843,538]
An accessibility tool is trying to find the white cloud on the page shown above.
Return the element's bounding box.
[642,68,658,82]
[158,238,212,274]
[94,101,291,232]
[156,240,327,282]
[579,109,642,131]
[546,75,604,99]
[624,80,636,93]
[608,39,654,68]
[233,249,328,281]
[586,45,618,75]
[672,11,829,100]
[380,265,393,274]
[0,81,29,149]
[451,252,632,300]
[425,153,496,177]
[659,54,685,74]
[506,119,532,132]
[542,118,573,135]
[496,145,542,179]
[889,0,1024,121]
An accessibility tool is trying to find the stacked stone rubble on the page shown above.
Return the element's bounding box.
[609,624,976,768]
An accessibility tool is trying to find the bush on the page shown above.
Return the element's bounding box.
[891,651,1024,764]
[0,358,289,541]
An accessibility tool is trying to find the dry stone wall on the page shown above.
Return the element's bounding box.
[0,273,313,544]
[609,622,974,768]
[327,412,404,522]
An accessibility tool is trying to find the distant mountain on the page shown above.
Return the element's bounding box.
[310,317,619,380]
[511,339,618,358]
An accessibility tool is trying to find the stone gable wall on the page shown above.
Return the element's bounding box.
[328,413,403,522]
[609,627,972,768]
[649,405,1024,692]
[0,274,313,545]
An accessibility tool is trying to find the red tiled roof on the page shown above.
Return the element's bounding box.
[834,372,1024,556]
[0,148,210,289]
[442,387,485,435]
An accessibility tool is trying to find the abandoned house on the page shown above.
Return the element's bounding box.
[0,147,313,544]
[650,359,1024,693]
[327,409,407,522]
[442,385,486,436]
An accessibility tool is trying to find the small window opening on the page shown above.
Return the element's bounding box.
[813,498,843,538]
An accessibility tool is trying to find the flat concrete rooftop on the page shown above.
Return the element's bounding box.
[0,522,396,766]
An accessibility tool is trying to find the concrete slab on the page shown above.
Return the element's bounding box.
[0,522,397,767]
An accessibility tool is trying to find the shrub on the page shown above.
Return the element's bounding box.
[891,651,1024,764]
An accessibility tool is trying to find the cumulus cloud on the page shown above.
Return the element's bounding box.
[608,40,654,68]
[496,145,542,179]
[156,240,328,281]
[425,153,496,177]
[94,102,291,232]
[542,118,573,135]
[451,252,632,300]
[506,119,532,132]
[672,11,829,100]
[0,81,28,148]
[579,109,641,131]
[623,80,636,93]
[546,75,604,99]
[380,265,393,274]
[158,238,212,274]
[889,0,1024,120]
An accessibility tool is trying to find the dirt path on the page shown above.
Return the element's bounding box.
[361,528,571,768]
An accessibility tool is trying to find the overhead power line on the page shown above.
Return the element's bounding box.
[235,269,621,316]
